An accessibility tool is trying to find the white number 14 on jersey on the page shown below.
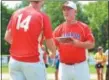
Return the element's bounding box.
[16,14,32,32]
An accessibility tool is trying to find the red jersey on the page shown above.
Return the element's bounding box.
[53,21,95,64]
[7,6,53,62]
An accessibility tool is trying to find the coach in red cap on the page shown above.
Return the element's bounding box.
[53,1,95,80]
[4,0,56,80]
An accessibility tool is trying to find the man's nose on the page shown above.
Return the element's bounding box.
[63,11,68,15]
[64,9,69,12]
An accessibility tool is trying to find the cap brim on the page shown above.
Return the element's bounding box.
[62,4,74,9]
[28,0,40,1]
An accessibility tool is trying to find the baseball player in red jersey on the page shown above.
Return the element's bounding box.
[4,0,56,80]
[53,1,95,80]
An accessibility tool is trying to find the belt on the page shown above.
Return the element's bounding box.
[62,60,85,65]
[64,63,75,65]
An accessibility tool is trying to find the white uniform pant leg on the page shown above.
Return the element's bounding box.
[9,57,26,80]
[59,62,75,80]
[59,61,90,80]
[9,57,47,80]
[74,61,90,80]
[21,61,46,80]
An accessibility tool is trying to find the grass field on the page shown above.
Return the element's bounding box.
[1,65,56,73]
[90,65,106,73]
[2,65,107,80]
[1,66,55,80]
[2,64,106,74]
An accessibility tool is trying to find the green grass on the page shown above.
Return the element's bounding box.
[2,65,106,74]
[2,65,106,80]
[46,66,55,73]
[89,65,96,73]
[2,65,55,73]
[89,65,106,74]
[2,66,9,73]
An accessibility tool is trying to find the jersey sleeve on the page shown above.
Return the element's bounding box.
[85,26,95,43]
[7,15,14,30]
[43,14,53,39]
[53,25,62,46]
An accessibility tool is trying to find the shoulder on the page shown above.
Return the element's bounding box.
[9,8,23,20]
[11,7,27,18]
[77,21,93,34]
[39,12,52,22]
[54,22,64,31]
[14,7,25,14]
[77,21,89,28]
[40,12,49,18]
[41,12,47,16]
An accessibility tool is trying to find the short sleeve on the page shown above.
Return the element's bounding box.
[85,27,95,43]
[53,25,62,46]
[43,14,53,39]
[53,25,62,37]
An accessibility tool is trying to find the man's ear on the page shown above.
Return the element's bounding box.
[75,10,77,14]
[75,10,77,16]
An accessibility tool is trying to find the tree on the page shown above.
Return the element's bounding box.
[44,1,89,29]
[83,1,108,50]
[76,2,89,24]
[1,3,14,54]
[44,1,64,29]
[15,0,29,9]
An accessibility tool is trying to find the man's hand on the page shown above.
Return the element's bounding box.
[49,52,56,59]
[46,38,56,58]
[70,38,95,49]
[56,37,73,43]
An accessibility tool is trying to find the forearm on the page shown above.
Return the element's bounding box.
[46,38,56,56]
[4,30,12,44]
[73,41,95,49]
[4,36,12,44]
[5,39,12,44]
